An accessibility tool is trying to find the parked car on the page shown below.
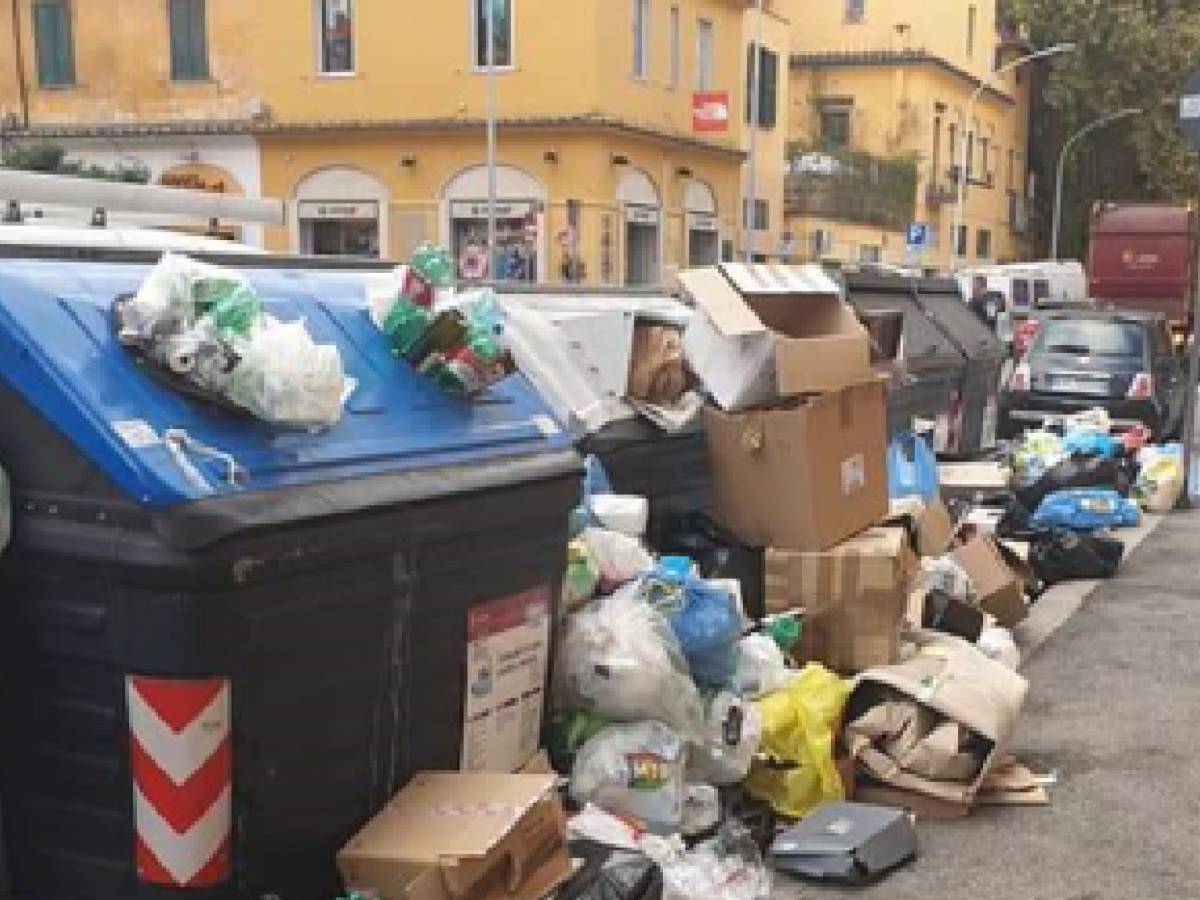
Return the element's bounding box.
[1000,310,1188,438]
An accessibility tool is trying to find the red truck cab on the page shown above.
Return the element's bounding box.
[1088,202,1197,337]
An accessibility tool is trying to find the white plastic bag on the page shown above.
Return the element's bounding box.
[686,692,763,786]
[588,494,650,537]
[647,822,771,900]
[224,318,355,427]
[730,634,794,699]
[977,626,1021,672]
[570,721,687,835]
[581,526,654,587]
[556,584,704,738]
[122,252,257,340]
[921,555,973,602]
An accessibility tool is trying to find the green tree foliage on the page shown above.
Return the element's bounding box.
[2,142,150,183]
[1009,0,1200,257]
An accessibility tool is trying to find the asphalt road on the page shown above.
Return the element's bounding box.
[773,510,1200,900]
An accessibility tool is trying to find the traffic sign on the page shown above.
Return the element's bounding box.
[906,222,932,251]
[1179,69,1200,149]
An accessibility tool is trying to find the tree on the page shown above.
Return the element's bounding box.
[1010,0,1200,258]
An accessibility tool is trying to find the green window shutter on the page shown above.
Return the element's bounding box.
[34,2,74,87]
[170,0,208,80]
[760,49,778,128]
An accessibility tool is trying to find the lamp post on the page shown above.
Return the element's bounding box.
[1051,107,1142,261]
[485,0,498,280]
[950,43,1075,271]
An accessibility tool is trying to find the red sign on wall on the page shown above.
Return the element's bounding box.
[692,91,730,133]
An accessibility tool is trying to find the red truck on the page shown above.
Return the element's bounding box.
[1088,202,1197,336]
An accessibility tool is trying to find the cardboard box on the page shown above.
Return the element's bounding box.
[953,536,1030,628]
[338,773,573,900]
[766,526,918,672]
[888,496,954,558]
[706,379,888,551]
[681,264,872,410]
[845,632,1029,807]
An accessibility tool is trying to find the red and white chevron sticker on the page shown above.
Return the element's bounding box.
[127,676,232,888]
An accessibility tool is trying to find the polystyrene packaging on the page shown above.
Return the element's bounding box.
[556,583,704,738]
[977,626,1021,671]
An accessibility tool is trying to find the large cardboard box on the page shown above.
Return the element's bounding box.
[845,632,1029,807]
[766,526,918,672]
[338,773,572,900]
[888,496,954,558]
[705,379,888,551]
[953,536,1030,628]
[681,264,873,410]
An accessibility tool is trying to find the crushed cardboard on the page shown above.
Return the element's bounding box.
[953,536,1030,629]
[338,773,572,900]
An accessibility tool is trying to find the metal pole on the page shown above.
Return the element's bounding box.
[950,44,1075,271]
[743,0,763,263]
[1180,176,1200,509]
[1051,108,1142,262]
[486,0,498,279]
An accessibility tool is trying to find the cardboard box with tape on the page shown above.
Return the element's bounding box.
[705,379,888,551]
[681,264,873,411]
[766,525,918,672]
[338,773,572,900]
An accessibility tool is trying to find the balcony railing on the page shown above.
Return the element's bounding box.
[785,144,918,231]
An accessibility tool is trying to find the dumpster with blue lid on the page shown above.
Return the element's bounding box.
[0,251,581,900]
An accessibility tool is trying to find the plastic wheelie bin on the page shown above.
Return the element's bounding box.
[844,272,968,452]
[0,250,580,900]
[915,284,1005,455]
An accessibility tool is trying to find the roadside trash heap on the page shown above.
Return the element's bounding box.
[117,253,355,428]
[334,265,1168,900]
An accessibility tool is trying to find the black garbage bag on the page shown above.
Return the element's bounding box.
[1016,455,1133,513]
[557,841,664,900]
[656,512,765,621]
[1029,529,1125,585]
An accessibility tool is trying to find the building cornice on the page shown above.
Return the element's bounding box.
[791,49,1016,106]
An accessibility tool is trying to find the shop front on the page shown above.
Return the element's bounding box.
[291,166,389,259]
[684,180,720,268]
[442,165,546,283]
[618,169,662,287]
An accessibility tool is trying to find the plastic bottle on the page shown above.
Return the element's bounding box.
[404,309,467,366]
[411,243,454,287]
[381,296,430,358]
[194,279,261,335]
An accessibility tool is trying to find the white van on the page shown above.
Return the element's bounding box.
[958,261,1088,318]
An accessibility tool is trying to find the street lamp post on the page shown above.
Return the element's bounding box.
[485,0,498,280]
[950,43,1075,272]
[743,0,764,263]
[1051,108,1142,261]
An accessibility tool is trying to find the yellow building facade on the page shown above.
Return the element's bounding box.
[0,0,793,285]
[787,0,1034,269]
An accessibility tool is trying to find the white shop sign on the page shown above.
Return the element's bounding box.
[450,200,537,219]
[297,200,378,221]
[625,204,661,226]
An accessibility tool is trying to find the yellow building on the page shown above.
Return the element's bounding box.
[0,0,793,286]
[787,0,1034,269]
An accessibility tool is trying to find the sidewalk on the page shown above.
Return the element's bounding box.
[773,510,1200,900]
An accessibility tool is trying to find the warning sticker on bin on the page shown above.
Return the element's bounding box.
[113,419,161,449]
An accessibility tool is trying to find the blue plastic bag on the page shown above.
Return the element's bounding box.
[887,432,939,502]
[669,578,742,689]
[1062,431,1121,459]
[1032,489,1141,531]
[570,454,615,534]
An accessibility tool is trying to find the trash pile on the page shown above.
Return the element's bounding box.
[333,265,1176,900]
[366,244,517,395]
[116,253,356,427]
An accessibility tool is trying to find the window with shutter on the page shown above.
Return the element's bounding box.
[170,0,209,81]
[745,44,779,128]
[33,1,74,88]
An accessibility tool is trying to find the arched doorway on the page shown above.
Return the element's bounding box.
[683,179,719,268]
[292,166,388,258]
[617,168,661,286]
[442,164,547,283]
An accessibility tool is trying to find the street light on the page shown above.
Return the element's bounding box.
[743,0,764,263]
[1051,107,1142,261]
[950,42,1076,271]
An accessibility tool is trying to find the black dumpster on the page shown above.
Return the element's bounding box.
[0,251,580,900]
[915,285,1005,456]
[844,273,968,451]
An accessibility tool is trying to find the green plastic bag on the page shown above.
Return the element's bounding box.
[744,663,850,819]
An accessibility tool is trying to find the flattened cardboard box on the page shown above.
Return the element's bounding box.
[953,535,1030,628]
[338,773,572,900]
[681,264,873,410]
[888,496,954,558]
[766,526,918,672]
[845,632,1029,807]
[706,379,888,551]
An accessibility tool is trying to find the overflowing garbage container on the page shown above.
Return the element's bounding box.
[0,251,580,900]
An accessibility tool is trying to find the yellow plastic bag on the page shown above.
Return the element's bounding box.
[744,663,850,819]
[1138,456,1183,514]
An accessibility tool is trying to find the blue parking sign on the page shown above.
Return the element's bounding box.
[906,223,931,250]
